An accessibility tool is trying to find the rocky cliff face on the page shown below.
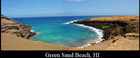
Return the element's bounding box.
[73,16,139,40]
[1,15,36,39]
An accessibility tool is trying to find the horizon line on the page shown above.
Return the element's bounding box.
[8,14,139,18]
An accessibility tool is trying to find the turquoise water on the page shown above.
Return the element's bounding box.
[12,16,109,47]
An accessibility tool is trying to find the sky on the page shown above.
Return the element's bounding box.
[1,0,139,17]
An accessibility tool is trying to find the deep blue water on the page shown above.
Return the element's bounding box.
[12,16,110,47]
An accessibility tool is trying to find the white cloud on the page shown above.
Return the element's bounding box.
[68,0,83,2]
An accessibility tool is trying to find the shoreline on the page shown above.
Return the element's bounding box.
[1,15,139,50]
[1,33,74,50]
[2,33,139,50]
[64,20,104,48]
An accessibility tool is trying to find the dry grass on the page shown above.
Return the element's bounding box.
[89,16,139,22]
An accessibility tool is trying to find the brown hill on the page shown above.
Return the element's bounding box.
[1,15,36,39]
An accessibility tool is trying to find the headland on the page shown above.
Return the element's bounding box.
[1,15,139,50]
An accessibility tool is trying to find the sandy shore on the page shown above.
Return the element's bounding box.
[1,33,73,50]
[1,33,139,50]
[83,35,139,50]
[1,15,139,50]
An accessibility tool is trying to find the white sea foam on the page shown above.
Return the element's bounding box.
[64,20,104,48]
[31,29,41,35]
[31,30,34,32]
[64,20,78,24]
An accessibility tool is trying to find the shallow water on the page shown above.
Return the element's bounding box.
[12,16,110,47]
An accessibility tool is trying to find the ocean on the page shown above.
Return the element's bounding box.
[12,16,110,47]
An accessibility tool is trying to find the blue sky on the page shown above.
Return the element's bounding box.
[1,0,139,17]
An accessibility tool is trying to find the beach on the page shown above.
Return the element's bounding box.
[1,15,139,50]
[1,33,139,50]
[1,33,73,50]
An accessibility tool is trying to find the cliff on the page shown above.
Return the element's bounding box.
[1,15,139,50]
[72,16,139,40]
[1,15,36,39]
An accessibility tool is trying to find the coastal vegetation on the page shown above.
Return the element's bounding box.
[102,26,108,29]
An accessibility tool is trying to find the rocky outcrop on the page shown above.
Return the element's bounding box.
[1,15,36,39]
[106,35,139,50]
[72,16,139,40]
